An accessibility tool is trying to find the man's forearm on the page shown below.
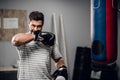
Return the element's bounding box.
[11,33,34,46]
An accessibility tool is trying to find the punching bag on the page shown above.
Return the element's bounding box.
[91,0,118,64]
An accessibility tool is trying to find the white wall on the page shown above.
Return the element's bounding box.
[0,0,90,80]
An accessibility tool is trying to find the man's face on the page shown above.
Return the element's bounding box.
[29,20,43,33]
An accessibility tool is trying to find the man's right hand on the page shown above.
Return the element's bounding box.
[33,31,55,46]
[34,30,41,41]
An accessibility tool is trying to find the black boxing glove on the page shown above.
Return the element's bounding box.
[41,32,55,46]
[53,65,68,80]
[34,30,41,41]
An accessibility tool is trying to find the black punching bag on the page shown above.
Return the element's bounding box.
[72,47,91,80]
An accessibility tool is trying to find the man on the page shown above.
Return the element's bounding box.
[11,11,67,80]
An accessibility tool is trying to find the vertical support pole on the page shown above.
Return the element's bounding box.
[52,13,59,46]
[59,14,68,67]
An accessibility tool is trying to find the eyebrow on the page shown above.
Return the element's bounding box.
[32,24,42,27]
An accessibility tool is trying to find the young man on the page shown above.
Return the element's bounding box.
[11,11,67,80]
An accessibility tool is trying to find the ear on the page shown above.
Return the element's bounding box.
[28,23,32,33]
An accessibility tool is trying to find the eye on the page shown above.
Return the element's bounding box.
[32,24,36,27]
[37,25,42,28]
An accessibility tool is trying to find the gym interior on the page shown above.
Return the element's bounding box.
[0,0,120,80]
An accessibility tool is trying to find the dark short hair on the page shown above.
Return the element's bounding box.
[29,11,44,25]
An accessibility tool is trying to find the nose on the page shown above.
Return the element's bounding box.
[34,26,41,31]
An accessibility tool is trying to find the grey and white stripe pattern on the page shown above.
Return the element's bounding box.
[16,41,62,80]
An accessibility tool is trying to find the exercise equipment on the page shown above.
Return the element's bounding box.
[91,63,118,80]
[53,65,68,80]
[34,30,55,46]
[91,0,118,64]
[34,30,41,41]
[59,14,68,67]
[72,47,91,80]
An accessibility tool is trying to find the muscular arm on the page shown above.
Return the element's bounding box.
[11,33,34,46]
